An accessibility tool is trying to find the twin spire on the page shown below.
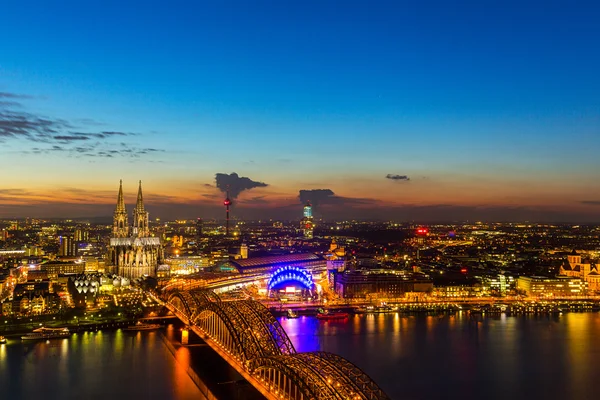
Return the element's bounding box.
[113,180,148,238]
[115,180,145,214]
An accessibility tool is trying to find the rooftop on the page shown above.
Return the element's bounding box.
[230,253,324,269]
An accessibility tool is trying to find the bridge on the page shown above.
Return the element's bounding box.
[166,289,390,400]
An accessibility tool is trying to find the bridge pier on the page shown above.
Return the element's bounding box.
[181,327,189,345]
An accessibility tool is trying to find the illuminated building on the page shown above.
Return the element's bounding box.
[108,180,163,279]
[267,266,316,298]
[560,250,600,292]
[240,243,248,259]
[42,260,85,279]
[300,201,314,239]
[228,253,327,275]
[59,234,77,257]
[74,228,89,242]
[517,276,587,297]
[334,270,433,299]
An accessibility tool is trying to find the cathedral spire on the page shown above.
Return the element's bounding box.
[113,179,129,238]
[133,180,149,237]
[116,179,126,213]
[135,180,145,212]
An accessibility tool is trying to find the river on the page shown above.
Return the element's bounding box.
[2,312,599,400]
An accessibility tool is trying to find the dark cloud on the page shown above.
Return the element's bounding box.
[53,135,91,142]
[386,174,410,181]
[581,201,600,206]
[0,93,162,158]
[299,189,335,206]
[214,172,268,199]
[0,109,70,140]
[298,189,378,209]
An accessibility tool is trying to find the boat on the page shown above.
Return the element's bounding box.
[316,310,349,320]
[21,327,70,341]
[373,304,397,313]
[355,303,397,314]
[286,309,299,318]
[124,321,161,331]
[0,336,6,344]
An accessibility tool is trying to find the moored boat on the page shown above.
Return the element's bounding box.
[124,321,161,331]
[21,327,70,341]
[317,310,349,320]
[286,309,299,318]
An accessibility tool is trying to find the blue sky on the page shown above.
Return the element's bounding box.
[1,1,600,221]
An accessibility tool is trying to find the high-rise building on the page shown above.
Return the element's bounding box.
[59,235,77,257]
[300,201,314,239]
[108,180,163,279]
[75,228,89,242]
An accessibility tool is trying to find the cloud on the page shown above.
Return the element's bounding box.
[214,172,268,199]
[0,92,35,99]
[298,189,378,208]
[299,189,335,206]
[386,174,410,181]
[581,200,600,206]
[0,93,162,158]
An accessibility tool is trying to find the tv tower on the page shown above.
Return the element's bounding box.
[223,189,232,237]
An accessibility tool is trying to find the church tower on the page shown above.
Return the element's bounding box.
[132,180,149,237]
[113,180,129,238]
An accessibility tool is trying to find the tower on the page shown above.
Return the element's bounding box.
[301,201,314,239]
[113,180,129,238]
[224,191,232,237]
[133,180,149,237]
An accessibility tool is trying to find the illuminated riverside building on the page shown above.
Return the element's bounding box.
[560,250,600,292]
[516,276,587,297]
[108,180,163,279]
[334,270,433,299]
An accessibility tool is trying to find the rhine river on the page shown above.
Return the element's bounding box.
[2,312,600,400]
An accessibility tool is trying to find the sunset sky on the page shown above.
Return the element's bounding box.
[1,1,600,222]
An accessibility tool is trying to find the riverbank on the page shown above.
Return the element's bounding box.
[1,317,177,337]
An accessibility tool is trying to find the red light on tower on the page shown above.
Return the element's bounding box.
[223,198,231,206]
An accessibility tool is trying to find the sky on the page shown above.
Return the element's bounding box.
[1,1,600,222]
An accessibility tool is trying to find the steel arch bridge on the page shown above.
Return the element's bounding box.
[167,289,390,400]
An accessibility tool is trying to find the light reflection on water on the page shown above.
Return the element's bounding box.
[0,329,202,400]
[279,312,600,400]
[1,314,598,400]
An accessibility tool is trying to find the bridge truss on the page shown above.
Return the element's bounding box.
[168,290,390,400]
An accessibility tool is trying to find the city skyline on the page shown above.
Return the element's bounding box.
[2,2,600,222]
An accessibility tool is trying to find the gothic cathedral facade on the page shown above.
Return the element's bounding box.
[109,180,163,279]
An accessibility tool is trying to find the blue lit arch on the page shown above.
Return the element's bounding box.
[268,266,315,291]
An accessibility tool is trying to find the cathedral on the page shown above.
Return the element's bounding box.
[108,180,163,279]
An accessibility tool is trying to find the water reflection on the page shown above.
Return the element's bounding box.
[0,329,203,400]
[278,313,600,400]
